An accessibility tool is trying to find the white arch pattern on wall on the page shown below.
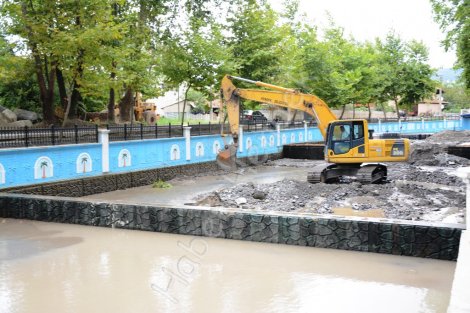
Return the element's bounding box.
[118,149,132,168]
[0,163,5,184]
[269,135,275,147]
[195,142,205,157]
[213,140,221,154]
[34,156,53,179]
[291,133,296,143]
[282,134,287,145]
[170,144,181,161]
[76,153,92,173]
[246,137,252,150]
[261,136,267,148]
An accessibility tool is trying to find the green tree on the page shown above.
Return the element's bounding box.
[376,33,434,118]
[227,0,283,82]
[399,40,435,109]
[160,16,234,124]
[301,24,363,111]
[430,0,470,89]
[0,35,40,111]
[108,0,172,123]
[187,89,209,114]
[442,82,470,111]
[1,0,62,123]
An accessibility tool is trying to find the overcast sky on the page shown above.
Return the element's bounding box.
[270,0,456,69]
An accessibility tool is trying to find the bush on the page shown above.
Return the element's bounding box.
[152,179,172,189]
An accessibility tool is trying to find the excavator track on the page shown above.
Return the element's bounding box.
[308,163,387,184]
[307,163,340,184]
[356,164,387,184]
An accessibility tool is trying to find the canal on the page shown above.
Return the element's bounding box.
[0,219,455,313]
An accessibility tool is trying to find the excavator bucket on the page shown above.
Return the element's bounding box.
[216,144,238,170]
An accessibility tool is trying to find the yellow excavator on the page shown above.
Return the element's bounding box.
[217,75,410,184]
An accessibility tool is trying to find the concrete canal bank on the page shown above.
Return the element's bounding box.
[0,193,463,260]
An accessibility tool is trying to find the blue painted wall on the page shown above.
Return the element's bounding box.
[0,127,313,189]
[0,143,102,188]
[369,119,463,134]
[0,119,466,190]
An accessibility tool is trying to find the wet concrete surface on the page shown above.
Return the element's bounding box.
[83,166,308,206]
[84,132,469,223]
[0,219,456,313]
[84,159,466,223]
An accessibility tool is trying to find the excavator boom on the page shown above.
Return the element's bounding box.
[221,75,337,138]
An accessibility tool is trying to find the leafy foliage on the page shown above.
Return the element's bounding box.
[430,0,470,89]
[442,82,470,111]
[0,0,444,124]
[376,33,434,116]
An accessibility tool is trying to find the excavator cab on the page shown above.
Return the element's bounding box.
[325,120,368,161]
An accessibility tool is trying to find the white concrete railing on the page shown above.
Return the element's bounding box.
[447,167,470,313]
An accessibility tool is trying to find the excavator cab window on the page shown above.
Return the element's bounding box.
[330,123,352,155]
[352,121,366,153]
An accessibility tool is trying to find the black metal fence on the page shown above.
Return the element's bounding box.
[0,116,458,149]
[0,125,99,149]
[0,122,270,148]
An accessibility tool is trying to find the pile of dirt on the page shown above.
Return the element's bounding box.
[410,131,470,166]
[194,131,469,223]
[194,172,465,221]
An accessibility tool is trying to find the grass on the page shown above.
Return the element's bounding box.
[156,117,221,125]
[152,179,172,189]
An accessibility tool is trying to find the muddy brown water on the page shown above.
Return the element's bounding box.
[0,219,455,313]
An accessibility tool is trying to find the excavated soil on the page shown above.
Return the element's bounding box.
[194,131,470,223]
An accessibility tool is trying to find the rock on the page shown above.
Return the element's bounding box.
[235,197,247,205]
[7,120,33,128]
[14,109,39,122]
[195,192,222,207]
[252,190,267,200]
[0,108,17,124]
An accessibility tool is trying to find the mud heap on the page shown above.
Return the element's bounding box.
[194,131,469,223]
[410,130,470,166]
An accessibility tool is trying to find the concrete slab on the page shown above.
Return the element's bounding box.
[448,230,470,313]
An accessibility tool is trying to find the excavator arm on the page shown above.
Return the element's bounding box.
[221,75,337,139]
[217,75,337,168]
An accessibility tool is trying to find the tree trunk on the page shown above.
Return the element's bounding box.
[21,3,56,124]
[394,97,400,120]
[380,102,387,121]
[62,82,75,127]
[36,58,56,124]
[56,68,68,109]
[107,61,117,123]
[352,103,356,119]
[119,87,134,123]
[339,104,346,119]
[108,87,116,123]
[367,103,372,121]
[290,110,297,123]
[69,87,82,119]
